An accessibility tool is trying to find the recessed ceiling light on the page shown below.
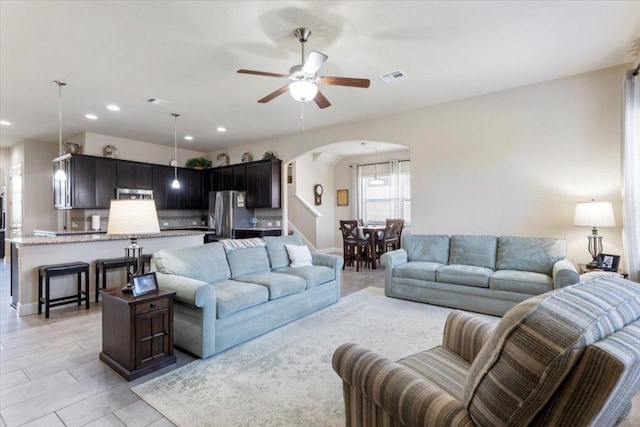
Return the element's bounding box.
[85,114,98,120]
[107,104,120,111]
[217,127,226,132]
[184,135,194,141]
[0,120,11,126]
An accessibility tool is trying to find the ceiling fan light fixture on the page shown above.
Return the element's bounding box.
[289,81,318,102]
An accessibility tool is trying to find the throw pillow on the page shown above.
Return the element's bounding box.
[285,244,313,268]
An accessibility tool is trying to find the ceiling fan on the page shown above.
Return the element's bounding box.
[237,27,370,109]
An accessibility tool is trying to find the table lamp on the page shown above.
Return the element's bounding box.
[573,200,616,267]
[107,199,160,292]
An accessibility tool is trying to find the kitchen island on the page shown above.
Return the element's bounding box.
[7,230,204,316]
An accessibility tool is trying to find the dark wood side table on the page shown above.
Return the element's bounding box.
[578,264,629,279]
[100,288,176,381]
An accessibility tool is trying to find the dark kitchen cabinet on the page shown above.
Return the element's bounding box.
[246,159,281,208]
[54,155,115,209]
[116,161,153,190]
[232,165,246,190]
[153,165,181,210]
[217,165,246,191]
[94,158,117,207]
[180,169,202,209]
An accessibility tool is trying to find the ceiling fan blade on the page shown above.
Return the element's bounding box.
[320,76,370,88]
[301,51,328,75]
[314,90,331,109]
[238,69,290,79]
[257,85,290,103]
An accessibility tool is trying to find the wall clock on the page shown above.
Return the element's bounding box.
[314,184,323,206]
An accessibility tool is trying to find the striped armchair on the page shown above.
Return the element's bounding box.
[333,276,640,426]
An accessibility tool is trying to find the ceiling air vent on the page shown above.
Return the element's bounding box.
[145,97,171,106]
[379,69,408,84]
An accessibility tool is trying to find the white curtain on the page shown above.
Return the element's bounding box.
[622,69,639,281]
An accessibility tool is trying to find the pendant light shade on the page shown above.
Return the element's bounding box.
[54,80,67,181]
[171,113,180,189]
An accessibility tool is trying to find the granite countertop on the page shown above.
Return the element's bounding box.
[7,229,206,246]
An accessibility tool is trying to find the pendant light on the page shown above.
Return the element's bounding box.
[53,80,67,181]
[368,143,385,186]
[171,113,180,189]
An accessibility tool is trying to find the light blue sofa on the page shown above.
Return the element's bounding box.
[150,235,343,358]
[380,235,579,316]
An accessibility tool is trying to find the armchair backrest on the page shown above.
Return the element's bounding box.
[463,276,640,426]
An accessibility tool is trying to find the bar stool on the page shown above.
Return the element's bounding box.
[38,262,90,319]
[94,257,135,302]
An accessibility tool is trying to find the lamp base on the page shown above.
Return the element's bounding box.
[121,283,134,293]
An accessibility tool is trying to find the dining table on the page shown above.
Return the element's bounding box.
[358,225,386,269]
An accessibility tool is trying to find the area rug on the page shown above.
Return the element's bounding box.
[132,287,496,426]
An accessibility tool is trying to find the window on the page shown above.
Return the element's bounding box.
[358,160,410,225]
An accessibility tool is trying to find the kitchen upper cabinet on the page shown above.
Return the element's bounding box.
[153,165,182,210]
[54,155,115,209]
[208,165,246,192]
[94,158,117,207]
[245,159,281,208]
[232,165,246,190]
[180,168,203,209]
[116,161,153,189]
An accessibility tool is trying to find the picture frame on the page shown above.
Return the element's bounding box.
[597,253,620,272]
[132,272,159,297]
[337,189,349,206]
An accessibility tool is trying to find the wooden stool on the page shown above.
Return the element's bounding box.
[94,257,135,302]
[38,262,90,319]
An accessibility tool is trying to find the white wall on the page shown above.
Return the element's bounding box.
[209,65,627,267]
[290,153,336,249]
[78,132,205,166]
[23,141,58,236]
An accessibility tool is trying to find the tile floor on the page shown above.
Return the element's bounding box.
[0,256,383,427]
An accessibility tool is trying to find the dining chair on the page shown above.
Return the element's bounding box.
[375,218,404,257]
[339,220,370,271]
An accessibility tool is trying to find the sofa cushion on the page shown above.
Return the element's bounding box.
[436,265,493,288]
[285,244,313,268]
[399,346,471,401]
[214,280,269,318]
[273,265,334,289]
[490,270,553,295]
[263,235,304,269]
[226,246,271,278]
[234,272,306,300]
[496,236,567,275]
[393,261,444,282]
[463,277,640,426]
[449,235,497,269]
[153,242,230,283]
[403,235,450,263]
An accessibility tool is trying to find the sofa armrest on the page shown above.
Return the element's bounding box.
[154,271,216,308]
[380,249,408,269]
[333,343,474,427]
[552,259,579,289]
[311,252,344,270]
[442,311,495,364]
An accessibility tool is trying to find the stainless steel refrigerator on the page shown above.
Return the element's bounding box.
[208,191,252,238]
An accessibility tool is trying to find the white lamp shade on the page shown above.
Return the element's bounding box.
[54,167,67,181]
[573,201,616,227]
[289,81,318,102]
[107,199,160,236]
